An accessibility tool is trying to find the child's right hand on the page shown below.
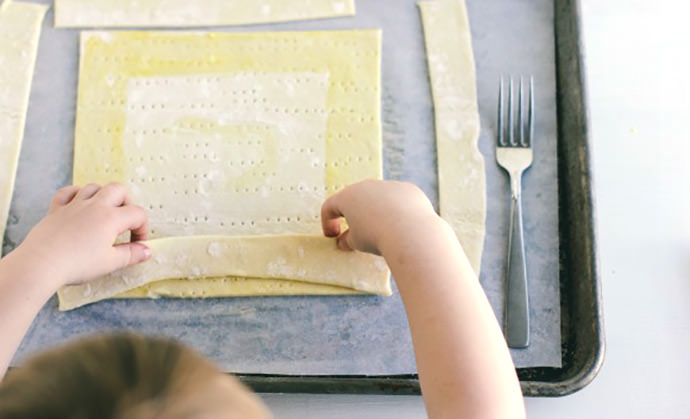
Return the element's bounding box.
[324,180,525,419]
[321,180,443,256]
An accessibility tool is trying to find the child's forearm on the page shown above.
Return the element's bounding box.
[0,249,57,379]
[380,217,525,419]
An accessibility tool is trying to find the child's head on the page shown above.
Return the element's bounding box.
[0,333,271,418]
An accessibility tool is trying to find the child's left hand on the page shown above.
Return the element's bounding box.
[14,183,151,288]
[0,183,152,378]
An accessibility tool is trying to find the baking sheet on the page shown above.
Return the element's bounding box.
[7,0,561,371]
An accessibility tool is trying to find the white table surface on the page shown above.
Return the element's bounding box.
[259,0,690,417]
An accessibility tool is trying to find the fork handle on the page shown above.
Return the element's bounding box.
[506,178,530,348]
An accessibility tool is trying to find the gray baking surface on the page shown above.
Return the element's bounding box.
[7,0,561,371]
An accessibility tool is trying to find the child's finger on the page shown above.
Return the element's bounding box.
[50,186,80,210]
[95,183,132,207]
[336,230,355,252]
[115,205,149,242]
[338,229,381,255]
[75,183,101,200]
[320,195,345,237]
[111,242,152,270]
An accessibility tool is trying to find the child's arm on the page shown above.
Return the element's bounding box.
[0,184,151,378]
[322,180,525,419]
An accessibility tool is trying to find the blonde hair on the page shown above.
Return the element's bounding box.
[0,333,270,418]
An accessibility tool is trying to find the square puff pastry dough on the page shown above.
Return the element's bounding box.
[59,30,387,310]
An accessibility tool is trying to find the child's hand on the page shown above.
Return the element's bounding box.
[324,180,525,418]
[15,183,151,288]
[0,184,151,378]
[321,180,441,255]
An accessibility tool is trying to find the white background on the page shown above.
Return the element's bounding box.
[260,0,690,417]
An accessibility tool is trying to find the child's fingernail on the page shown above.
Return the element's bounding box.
[142,246,152,259]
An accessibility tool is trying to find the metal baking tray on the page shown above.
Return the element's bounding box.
[236,0,604,397]
[7,0,603,397]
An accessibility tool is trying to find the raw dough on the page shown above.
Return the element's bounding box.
[74,30,382,211]
[419,0,486,275]
[58,235,392,311]
[0,1,47,254]
[121,72,331,238]
[55,0,355,28]
[116,277,360,299]
[62,30,384,309]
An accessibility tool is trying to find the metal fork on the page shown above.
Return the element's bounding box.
[497,75,534,348]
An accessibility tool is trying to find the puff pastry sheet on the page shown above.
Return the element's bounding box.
[0,1,47,254]
[58,235,392,311]
[419,0,486,275]
[55,0,355,28]
[61,30,385,310]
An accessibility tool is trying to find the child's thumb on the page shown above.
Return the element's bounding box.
[114,242,152,269]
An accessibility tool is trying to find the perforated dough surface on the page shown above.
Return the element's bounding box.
[122,73,330,237]
[419,0,486,275]
[62,30,384,309]
[0,1,47,254]
[55,0,355,28]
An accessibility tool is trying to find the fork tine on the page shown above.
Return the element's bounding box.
[508,77,515,146]
[518,76,524,146]
[527,76,535,147]
[498,76,505,146]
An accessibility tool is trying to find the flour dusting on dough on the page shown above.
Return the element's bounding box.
[333,1,346,13]
[207,242,223,257]
[354,279,368,291]
[95,31,114,44]
[373,258,388,272]
[267,257,293,277]
[443,119,462,140]
[175,254,191,266]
